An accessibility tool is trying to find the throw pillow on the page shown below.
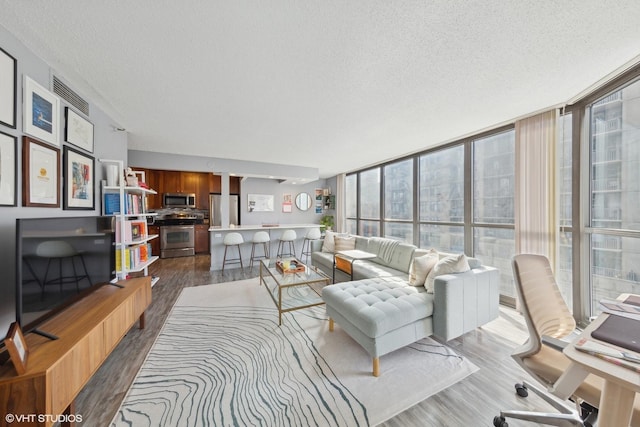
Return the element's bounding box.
[408,250,439,287]
[424,253,470,293]
[321,231,336,253]
[334,235,356,252]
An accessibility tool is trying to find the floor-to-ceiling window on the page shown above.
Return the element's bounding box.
[472,130,516,300]
[418,145,465,252]
[587,79,640,315]
[358,167,381,236]
[383,159,413,243]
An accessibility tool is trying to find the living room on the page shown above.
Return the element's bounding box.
[1,2,640,426]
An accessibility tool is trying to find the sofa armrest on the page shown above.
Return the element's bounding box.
[310,239,324,253]
[432,266,500,341]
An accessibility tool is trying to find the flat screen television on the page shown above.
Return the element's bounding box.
[15,216,115,338]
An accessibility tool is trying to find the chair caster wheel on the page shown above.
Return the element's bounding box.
[493,415,508,427]
[515,382,528,397]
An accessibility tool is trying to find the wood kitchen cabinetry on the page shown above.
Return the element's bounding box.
[194,224,210,254]
[130,168,243,210]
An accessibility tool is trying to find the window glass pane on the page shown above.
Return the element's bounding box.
[473,131,515,224]
[591,234,640,313]
[557,231,573,311]
[420,224,464,252]
[384,159,413,220]
[346,174,357,218]
[419,145,464,222]
[384,222,413,243]
[345,219,357,235]
[590,83,640,230]
[359,168,380,219]
[559,113,573,227]
[359,220,379,237]
[474,227,515,298]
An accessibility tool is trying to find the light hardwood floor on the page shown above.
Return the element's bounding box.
[76,255,559,426]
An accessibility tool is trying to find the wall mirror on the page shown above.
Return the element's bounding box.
[295,192,312,211]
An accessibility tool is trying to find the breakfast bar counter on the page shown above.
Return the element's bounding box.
[208,224,321,271]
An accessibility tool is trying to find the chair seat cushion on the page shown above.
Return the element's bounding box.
[322,277,434,338]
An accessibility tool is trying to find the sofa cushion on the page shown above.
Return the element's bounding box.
[425,253,470,293]
[321,231,337,253]
[408,249,439,286]
[322,277,434,338]
[334,235,356,252]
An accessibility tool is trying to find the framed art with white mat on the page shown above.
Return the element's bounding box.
[4,322,28,375]
[23,76,60,147]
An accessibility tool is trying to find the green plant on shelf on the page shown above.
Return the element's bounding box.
[320,215,334,231]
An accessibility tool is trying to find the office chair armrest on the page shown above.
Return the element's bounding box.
[541,335,569,352]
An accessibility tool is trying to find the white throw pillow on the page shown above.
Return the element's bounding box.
[334,235,356,252]
[408,250,439,287]
[424,253,470,293]
[322,231,336,253]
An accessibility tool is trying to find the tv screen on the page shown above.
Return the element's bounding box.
[15,216,115,336]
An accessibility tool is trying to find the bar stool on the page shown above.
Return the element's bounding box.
[35,240,92,297]
[249,231,271,269]
[222,232,244,272]
[276,229,297,258]
[300,227,322,263]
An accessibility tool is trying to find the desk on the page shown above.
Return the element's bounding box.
[554,294,640,427]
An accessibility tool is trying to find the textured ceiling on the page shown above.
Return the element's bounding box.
[1,1,640,178]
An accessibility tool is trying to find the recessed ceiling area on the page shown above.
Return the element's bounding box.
[1,1,639,178]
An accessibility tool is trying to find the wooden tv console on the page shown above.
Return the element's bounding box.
[0,276,151,427]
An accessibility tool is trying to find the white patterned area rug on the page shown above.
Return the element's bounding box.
[112,279,478,427]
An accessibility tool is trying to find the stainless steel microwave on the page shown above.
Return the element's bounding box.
[163,193,196,208]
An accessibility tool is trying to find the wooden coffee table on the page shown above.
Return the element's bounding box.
[259,258,330,325]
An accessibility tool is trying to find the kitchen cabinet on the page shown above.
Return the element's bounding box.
[148,225,161,256]
[194,224,209,254]
[145,169,162,209]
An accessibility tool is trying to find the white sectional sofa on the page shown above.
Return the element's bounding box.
[311,234,500,376]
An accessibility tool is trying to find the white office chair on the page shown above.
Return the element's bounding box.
[494,254,640,427]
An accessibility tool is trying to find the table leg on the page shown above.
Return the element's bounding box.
[599,380,635,427]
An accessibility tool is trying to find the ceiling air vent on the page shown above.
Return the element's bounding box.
[52,75,89,116]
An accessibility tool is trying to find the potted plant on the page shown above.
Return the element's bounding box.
[320,215,334,231]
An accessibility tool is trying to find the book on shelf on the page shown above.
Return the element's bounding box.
[104,193,121,215]
[115,243,153,271]
[115,220,148,243]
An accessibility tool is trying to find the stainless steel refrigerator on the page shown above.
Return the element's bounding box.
[209,194,240,226]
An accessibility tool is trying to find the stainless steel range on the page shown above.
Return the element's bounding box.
[156,210,204,258]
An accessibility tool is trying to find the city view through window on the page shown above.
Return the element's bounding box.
[344,77,640,317]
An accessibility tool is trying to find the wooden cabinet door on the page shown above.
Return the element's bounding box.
[210,174,222,193]
[162,170,181,193]
[180,172,199,194]
[230,176,241,194]
[145,170,162,209]
[196,173,210,210]
[194,224,209,254]
[148,226,161,256]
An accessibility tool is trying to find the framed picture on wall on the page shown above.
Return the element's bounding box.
[23,75,60,147]
[65,107,94,153]
[22,136,60,207]
[0,46,17,129]
[248,194,274,212]
[0,131,17,206]
[63,146,95,210]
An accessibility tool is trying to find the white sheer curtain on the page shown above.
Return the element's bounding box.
[336,173,346,233]
[514,109,558,270]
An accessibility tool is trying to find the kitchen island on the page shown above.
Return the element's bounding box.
[208,224,322,271]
